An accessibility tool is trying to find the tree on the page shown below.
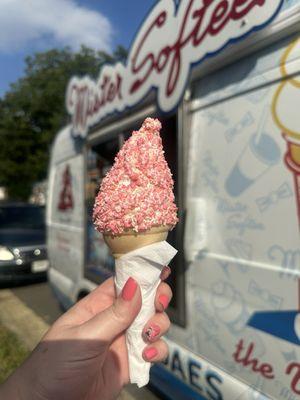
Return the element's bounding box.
[0,45,127,200]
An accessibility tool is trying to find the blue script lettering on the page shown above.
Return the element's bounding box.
[215,197,247,214]
[227,214,264,235]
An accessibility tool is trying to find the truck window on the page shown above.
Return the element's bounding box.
[123,114,185,325]
[85,137,119,283]
[159,115,185,326]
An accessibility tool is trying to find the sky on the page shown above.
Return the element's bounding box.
[0,0,156,96]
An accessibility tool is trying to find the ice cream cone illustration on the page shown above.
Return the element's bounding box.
[272,38,300,225]
[93,118,178,387]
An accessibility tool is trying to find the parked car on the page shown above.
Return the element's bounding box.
[0,202,48,284]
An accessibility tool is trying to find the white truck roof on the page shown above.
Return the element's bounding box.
[50,125,81,165]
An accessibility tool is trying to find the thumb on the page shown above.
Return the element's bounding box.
[80,277,142,343]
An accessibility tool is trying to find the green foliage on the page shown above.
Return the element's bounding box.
[0,45,127,200]
[0,325,29,383]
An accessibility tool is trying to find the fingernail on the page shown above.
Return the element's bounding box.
[144,347,158,360]
[144,324,160,341]
[158,294,169,310]
[121,277,137,301]
[160,266,171,281]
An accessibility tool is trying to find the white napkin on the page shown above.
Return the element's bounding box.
[114,240,177,387]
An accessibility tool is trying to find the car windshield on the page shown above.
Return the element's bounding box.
[0,206,45,229]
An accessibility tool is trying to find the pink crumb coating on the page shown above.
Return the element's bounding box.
[93,117,178,235]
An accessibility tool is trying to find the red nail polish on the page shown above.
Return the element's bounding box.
[122,277,137,301]
[144,324,160,341]
[144,347,158,360]
[158,294,169,310]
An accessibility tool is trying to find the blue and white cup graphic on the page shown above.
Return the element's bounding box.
[225,133,280,197]
[211,281,249,334]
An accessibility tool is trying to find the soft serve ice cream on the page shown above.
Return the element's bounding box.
[93,117,178,235]
[93,118,178,387]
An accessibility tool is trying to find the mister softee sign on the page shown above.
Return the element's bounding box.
[66,0,283,137]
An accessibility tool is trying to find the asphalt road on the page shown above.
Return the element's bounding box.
[11,280,161,400]
[12,281,62,325]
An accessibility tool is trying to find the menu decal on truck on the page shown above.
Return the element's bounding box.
[66,0,283,137]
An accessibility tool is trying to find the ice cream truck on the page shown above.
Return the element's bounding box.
[47,1,300,399]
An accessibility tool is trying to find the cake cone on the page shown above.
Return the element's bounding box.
[103,225,170,258]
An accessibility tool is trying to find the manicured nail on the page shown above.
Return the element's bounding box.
[160,266,171,281]
[158,294,169,310]
[144,324,160,341]
[121,277,137,301]
[144,347,158,360]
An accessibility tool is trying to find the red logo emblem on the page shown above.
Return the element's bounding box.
[58,165,74,211]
